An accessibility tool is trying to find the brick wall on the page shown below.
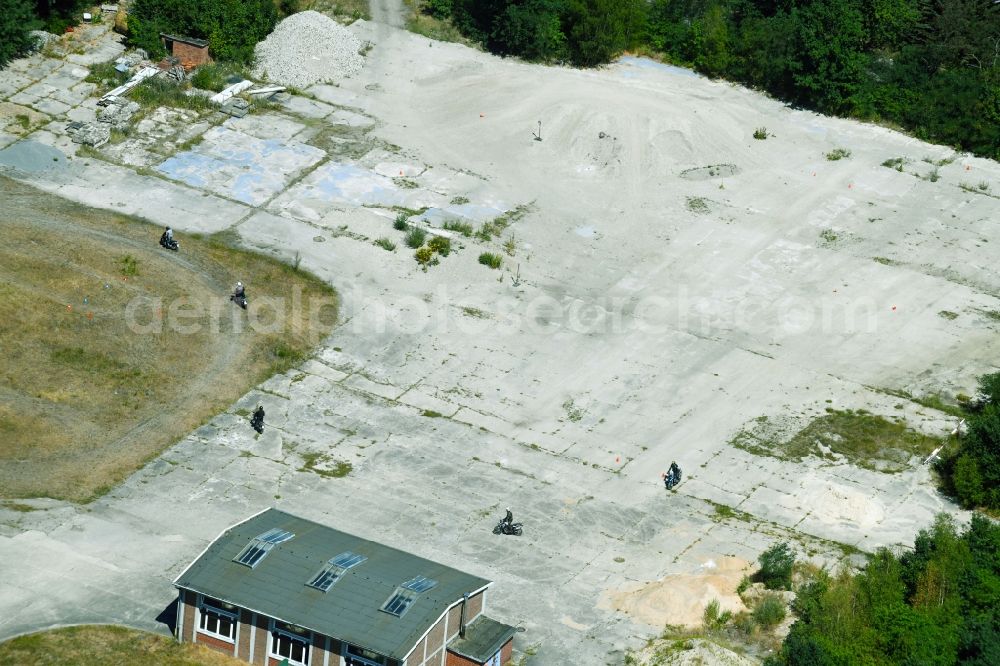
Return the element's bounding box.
[237,609,253,660]
[500,639,512,665]
[170,41,210,67]
[182,590,197,643]
[425,616,446,660]
[466,592,483,623]
[198,632,236,656]
[252,612,269,664]
[445,605,463,642]
[445,650,478,666]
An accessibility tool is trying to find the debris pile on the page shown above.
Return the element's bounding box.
[251,10,364,88]
[97,96,140,130]
[67,121,110,147]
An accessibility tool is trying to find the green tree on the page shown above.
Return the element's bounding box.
[756,541,795,590]
[0,0,38,69]
[128,0,278,64]
[952,454,986,508]
[689,3,731,76]
[789,0,870,113]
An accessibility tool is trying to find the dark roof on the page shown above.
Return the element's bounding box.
[160,33,209,48]
[175,509,490,660]
[447,616,517,663]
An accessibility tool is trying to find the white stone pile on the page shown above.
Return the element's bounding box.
[251,11,364,89]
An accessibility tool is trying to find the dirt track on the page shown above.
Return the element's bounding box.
[0,176,331,501]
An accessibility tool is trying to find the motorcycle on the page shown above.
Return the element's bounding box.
[230,292,248,310]
[493,519,523,536]
[664,466,682,490]
[159,235,179,252]
[250,412,264,434]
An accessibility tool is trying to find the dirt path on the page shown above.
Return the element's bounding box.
[369,0,405,28]
[1,177,273,500]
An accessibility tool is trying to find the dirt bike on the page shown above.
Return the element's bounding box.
[159,235,178,251]
[230,292,248,310]
[493,519,523,536]
[664,467,682,490]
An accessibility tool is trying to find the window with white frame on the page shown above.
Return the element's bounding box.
[344,643,389,666]
[271,620,311,665]
[486,650,501,666]
[197,595,237,641]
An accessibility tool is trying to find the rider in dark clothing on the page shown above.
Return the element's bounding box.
[251,405,265,433]
[504,507,513,526]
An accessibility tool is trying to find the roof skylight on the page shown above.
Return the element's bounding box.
[233,528,295,568]
[380,576,438,617]
[306,551,367,591]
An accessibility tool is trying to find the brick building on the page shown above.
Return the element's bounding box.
[174,509,516,666]
[160,33,211,67]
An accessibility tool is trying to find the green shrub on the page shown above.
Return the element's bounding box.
[128,0,278,64]
[755,542,795,590]
[443,220,473,236]
[414,246,435,265]
[393,213,409,231]
[478,252,502,269]
[119,255,139,276]
[753,127,769,140]
[752,593,786,628]
[826,148,851,160]
[405,227,427,249]
[427,235,451,256]
[374,237,396,251]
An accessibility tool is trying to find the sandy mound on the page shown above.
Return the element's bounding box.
[604,557,751,628]
[632,638,761,666]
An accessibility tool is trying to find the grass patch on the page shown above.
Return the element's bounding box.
[882,157,905,171]
[938,310,958,320]
[825,147,851,161]
[393,176,419,189]
[300,452,352,478]
[1,501,37,512]
[443,220,474,236]
[405,1,470,43]
[393,212,409,231]
[730,409,941,473]
[305,0,370,21]
[405,227,427,248]
[686,196,710,213]
[753,127,769,140]
[872,256,898,265]
[421,409,442,418]
[0,625,244,665]
[84,61,128,93]
[562,399,584,422]
[980,309,1000,322]
[450,196,470,205]
[189,62,248,93]
[132,77,212,113]
[819,229,839,244]
[427,235,451,256]
[374,237,396,251]
[0,177,336,502]
[460,306,490,319]
[476,204,531,241]
[478,252,502,269]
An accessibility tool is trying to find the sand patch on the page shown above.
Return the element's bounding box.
[603,557,751,628]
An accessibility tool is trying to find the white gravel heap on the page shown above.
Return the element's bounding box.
[251,11,364,89]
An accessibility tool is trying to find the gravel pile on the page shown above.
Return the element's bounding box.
[252,11,364,89]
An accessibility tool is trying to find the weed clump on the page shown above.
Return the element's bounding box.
[405,227,427,248]
[478,252,502,269]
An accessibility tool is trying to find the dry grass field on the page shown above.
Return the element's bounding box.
[0,177,337,501]
[0,625,244,666]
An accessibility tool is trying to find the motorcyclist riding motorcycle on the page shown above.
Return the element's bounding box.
[159,226,178,251]
[230,281,247,309]
[664,461,682,490]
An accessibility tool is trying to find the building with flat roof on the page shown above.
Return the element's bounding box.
[173,509,516,666]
